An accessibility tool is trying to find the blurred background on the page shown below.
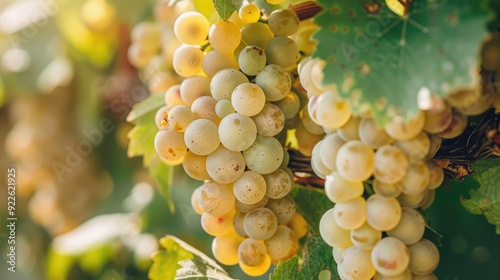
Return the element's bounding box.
[0,0,499,279]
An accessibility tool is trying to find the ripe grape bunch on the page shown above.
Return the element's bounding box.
[299,55,496,279]
[152,3,315,276]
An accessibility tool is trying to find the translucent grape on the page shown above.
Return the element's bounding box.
[384,111,425,141]
[319,133,345,171]
[173,11,210,45]
[241,22,274,49]
[373,145,409,184]
[319,208,353,248]
[337,116,361,141]
[243,135,284,174]
[396,161,430,195]
[180,75,210,106]
[243,207,278,240]
[315,90,351,130]
[387,207,426,245]
[336,140,375,182]
[421,190,435,210]
[301,105,325,135]
[198,181,235,216]
[394,131,430,164]
[218,113,257,151]
[273,91,300,120]
[359,118,393,149]
[239,254,271,277]
[339,246,376,280]
[202,49,238,77]
[350,222,382,250]
[252,103,285,137]
[210,68,249,101]
[333,196,367,230]
[155,105,170,129]
[265,36,299,69]
[446,87,493,116]
[172,45,204,77]
[184,119,220,155]
[127,43,156,69]
[238,45,266,76]
[263,168,292,199]
[238,238,267,267]
[233,211,248,238]
[131,22,161,51]
[164,84,186,107]
[365,194,402,231]
[268,9,299,36]
[167,105,195,132]
[324,171,364,204]
[215,99,235,119]
[191,96,220,124]
[286,213,308,239]
[408,239,439,275]
[239,3,260,23]
[231,83,266,116]
[311,140,333,178]
[255,64,292,101]
[183,151,211,181]
[233,171,267,205]
[266,195,296,224]
[154,128,187,161]
[212,231,244,266]
[191,186,204,215]
[206,145,246,184]
[201,209,236,236]
[371,237,410,276]
[264,225,299,263]
[236,195,269,213]
[209,20,241,53]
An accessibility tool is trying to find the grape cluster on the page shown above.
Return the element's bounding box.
[297,55,497,279]
[152,4,315,276]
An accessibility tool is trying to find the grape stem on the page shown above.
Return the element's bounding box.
[289,1,324,21]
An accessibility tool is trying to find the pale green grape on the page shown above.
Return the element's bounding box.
[154,128,187,161]
[206,145,246,184]
[426,161,444,190]
[172,45,204,77]
[255,64,292,101]
[268,9,299,36]
[397,191,428,209]
[333,196,366,230]
[184,119,220,155]
[241,22,274,49]
[265,36,299,69]
[266,195,296,224]
[202,49,238,77]
[295,121,324,156]
[219,113,257,151]
[239,254,271,276]
[231,83,266,116]
[301,105,325,135]
[180,75,210,106]
[324,171,364,204]
[373,145,409,184]
[238,45,266,76]
[164,84,186,107]
[336,140,375,182]
[371,237,410,276]
[209,20,241,53]
[396,161,430,195]
[167,105,195,132]
[191,186,204,215]
[252,103,285,137]
[286,213,308,239]
[436,111,468,139]
[201,209,236,236]
[173,11,210,45]
[315,90,352,130]
[233,171,267,204]
[233,211,248,238]
[243,135,284,174]
[236,195,269,213]
[273,90,300,120]
[408,239,439,275]
[384,111,425,141]
[210,68,249,101]
[337,116,361,141]
[198,181,235,216]
[366,194,402,231]
[238,238,267,267]
[319,208,353,248]
[215,99,235,119]
[155,105,170,129]
[319,133,345,171]
[239,3,260,23]
[394,131,430,164]
[191,96,220,124]
[387,207,425,245]
[212,230,244,266]
[311,140,333,178]
[264,225,299,263]
[359,118,393,149]
[339,246,376,280]
[263,168,292,199]
[243,207,278,240]
[423,106,452,133]
[183,151,211,181]
[350,222,382,250]
[373,179,401,198]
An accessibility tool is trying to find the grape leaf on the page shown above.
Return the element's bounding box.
[149,235,235,280]
[313,0,491,123]
[270,234,340,280]
[212,0,243,21]
[290,185,334,234]
[126,93,164,123]
[461,158,500,234]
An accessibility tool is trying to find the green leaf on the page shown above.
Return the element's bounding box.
[213,0,243,21]
[290,185,334,234]
[313,0,491,123]
[126,93,165,123]
[149,235,235,280]
[270,234,339,280]
[461,158,500,234]
[127,112,158,167]
[150,154,175,213]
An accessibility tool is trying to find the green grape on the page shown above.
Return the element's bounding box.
[241,22,274,49]
[231,83,266,116]
[324,171,364,204]
[184,119,220,156]
[350,222,382,250]
[366,194,402,231]
[243,207,278,240]
[154,128,187,162]
[387,207,426,245]
[264,225,299,263]
[255,64,291,101]
[212,230,244,266]
[202,49,238,77]
[233,171,267,205]
[210,68,249,101]
[319,208,353,248]
[238,238,267,267]
[263,168,292,199]
[408,239,439,275]
[206,145,246,184]
[209,20,241,53]
[252,103,285,137]
[198,181,235,216]
[215,99,235,118]
[373,145,409,184]
[180,75,210,106]
[333,196,366,230]
[236,195,269,213]
[239,3,261,23]
[172,45,205,77]
[273,90,300,120]
[268,9,299,36]
[319,133,345,171]
[266,195,296,224]
[167,105,195,132]
[371,237,410,276]
[339,246,376,280]
[173,11,210,45]
[201,209,236,236]
[265,36,299,69]
[238,45,266,76]
[191,96,220,124]
[218,113,257,151]
[243,135,284,174]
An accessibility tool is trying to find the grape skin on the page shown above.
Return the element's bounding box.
[243,207,278,240]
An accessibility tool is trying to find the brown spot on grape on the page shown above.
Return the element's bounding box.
[377,259,398,269]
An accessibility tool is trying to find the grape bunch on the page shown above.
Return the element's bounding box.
[152,3,317,276]
[296,56,497,279]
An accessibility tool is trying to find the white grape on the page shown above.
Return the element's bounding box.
[324,171,364,204]
[233,171,267,205]
[164,84,186,107]
[319,133,345,171]
[265,36,299,69]
[371,237,410,276]
[319,208,353,248]
[373,145,409,184]
[252,103,285,137]
[336,140,375,182]
[350,222,382,250]
[231,83,266,116]
[218,113,257,151]
[394,132,430,164]
[191,96,220,124]
[337,116,361,141]
[255,64,292,101]
[173,11,210,45]
[387,207,426,245]
[180,75,210,106]
[373,179,401,198]
[172,45,204,77]
[243,207,278,240]
[191,186,204,215]
[201,209,236,236]
[233,211,248,238]
[167,105,195,132]
[273,90,300,120]
[365,194,402,231]
[236,195,269,213]
[423,106,453,134]
[396,161,430,195]
[238,238,267,267]
[315,91,352,130]
[333,196,366,230]
[373,269,412,280]
[210,68,249,101]
[154,128,187,161]
[243,135,284,174]
[202,49,238,77]
[384,111,425,141]
[359,118,393,149]
[339,246,376,280]
[209,20,241,53]
[183,151,211,181]
[241,22,274,49]
[239,255,271,277]
[184,119,220,155]
[266,195,296,224]
[238,45,266,76]
[426,161,444,190]
[212,231,244,266]
[397,191,428,209]
[198,181,235,216]
[408,239,439,275]
[263,168,293,199]
[264,225,299,263]
[215,99,235,118]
